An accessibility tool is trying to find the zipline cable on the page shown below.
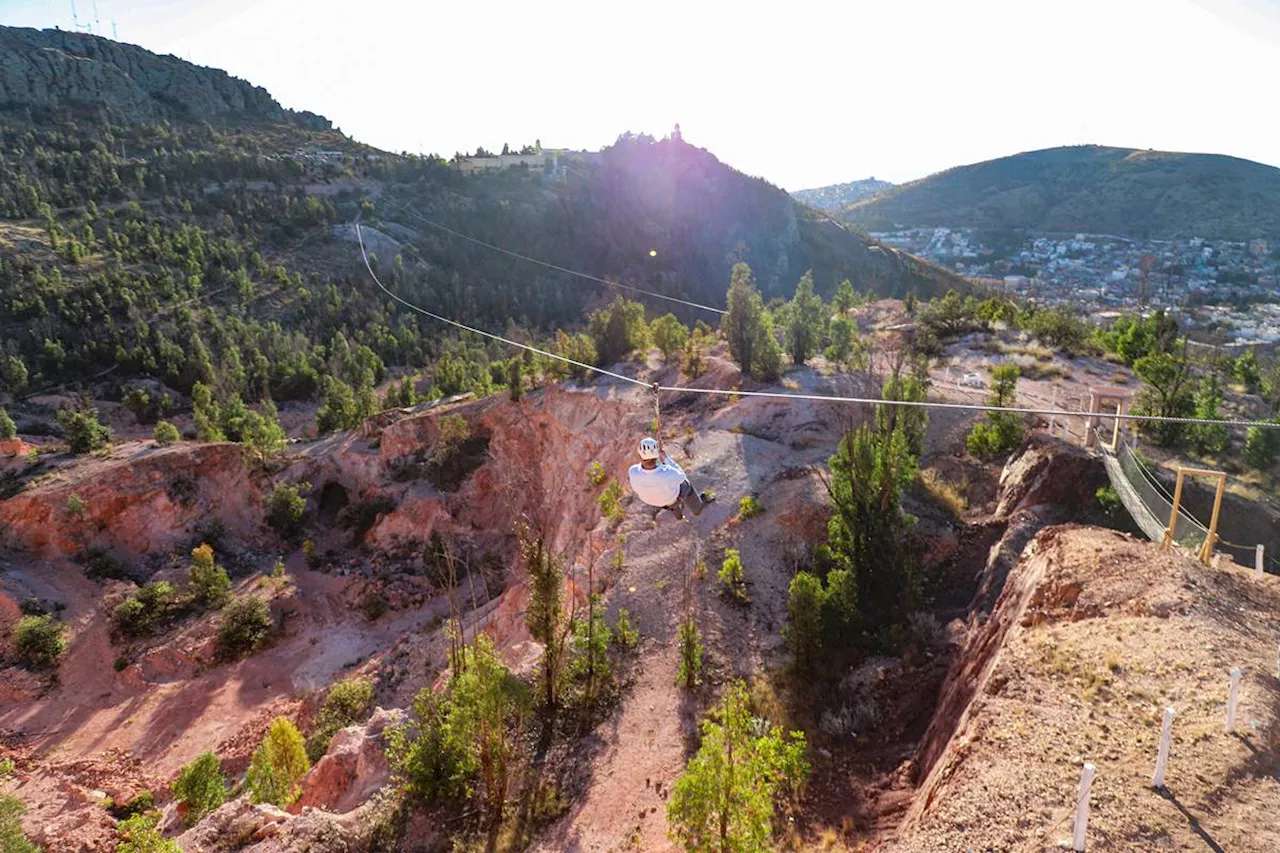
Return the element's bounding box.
[357,231,1280,432]
[382,201,727,316]
[655,383,1280,430]
[357,225,649,390]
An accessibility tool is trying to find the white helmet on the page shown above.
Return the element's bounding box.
[638,437,660,460]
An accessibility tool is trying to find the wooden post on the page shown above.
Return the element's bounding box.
[1152,707,1175,789]
[1110,402,1122,452]
[1164,470,1185,551]
[1199,473,1226,565]
[1073,763,1096,852]
[1226,667,1242,733]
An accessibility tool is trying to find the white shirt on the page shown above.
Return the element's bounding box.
[628,456,687,508]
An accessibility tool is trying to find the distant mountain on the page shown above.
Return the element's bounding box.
[792,178,893,212]
[0,26,329,129]
[842,145,1280,240]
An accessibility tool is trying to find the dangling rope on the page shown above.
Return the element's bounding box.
[652,382,664,458]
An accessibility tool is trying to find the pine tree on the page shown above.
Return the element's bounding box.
[0,407,15,441]
[651,314,690,363]
[520,530,567,708]
[786,572,824,672]
[245,717,310,808]
[833,278,858,313]
[172,752,226,826]
[189,543,232,608]
[783,270,826,366]
[667,682,808,853]
[191,382,224,441]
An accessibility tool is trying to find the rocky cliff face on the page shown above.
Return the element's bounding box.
[0,26,330,128]
[0,442,264,562]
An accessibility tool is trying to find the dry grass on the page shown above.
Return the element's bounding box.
[920,468,968,517]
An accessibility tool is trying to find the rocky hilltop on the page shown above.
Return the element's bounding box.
[0,26,330,128]
[792,177,894,213]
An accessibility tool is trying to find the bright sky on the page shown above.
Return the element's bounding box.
[2,0,1279,189]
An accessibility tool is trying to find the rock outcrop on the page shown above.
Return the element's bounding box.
[968,435,1107,614]
[0,26,330,128]
[295,707,405,814]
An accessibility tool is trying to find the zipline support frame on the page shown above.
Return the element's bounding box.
[1161,466,1227,565]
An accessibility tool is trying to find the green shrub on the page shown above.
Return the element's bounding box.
[598,480,624,522]
[65,493,85,517]
[613,608,639,651]
[306,678,374,762]
[57,407,112,454]
[111,598,151,640]
[718,550,747,601]
[172,752,226,827]
[113,581,180,639]
[569,595,612,705]
[245,717,311,808]
[387,687,470,804]
[152,420,180,446]
[1244,421,1280,470]
[107,790,154,820]
[586,461,607,487]
[189,543,231,608]
[966,414,1023,459]
[116,812,180,853]
[265,481,309,538]
[216,596,272,661]
[302,539,320,568]
[0,408,14,441]
[13,615,66,668]
[737,495,763,519]
[0,794,39,853]
[85,550,127,581]
[270,558,286,579]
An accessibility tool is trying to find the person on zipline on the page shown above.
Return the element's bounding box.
[628,437,714,521]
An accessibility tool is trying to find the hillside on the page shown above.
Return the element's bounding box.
[0,26,967,424]
[792,177,893,212]
[843,145,1280,240]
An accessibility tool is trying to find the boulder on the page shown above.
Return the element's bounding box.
[175,798,291,852]
[294,707,406,814]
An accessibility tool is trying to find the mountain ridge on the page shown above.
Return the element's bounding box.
[841,144,1280,240]
[0,26,330,129]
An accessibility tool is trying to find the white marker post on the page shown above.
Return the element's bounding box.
[1226,667,1243,733]
[1073,762,1097,852]
[1049,387,1058,432]
[1062,421,1070,442]
[1258,545,1266,577]
[1152,707,1175,788]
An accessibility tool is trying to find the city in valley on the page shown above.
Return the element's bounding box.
[875,226,1280,345]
